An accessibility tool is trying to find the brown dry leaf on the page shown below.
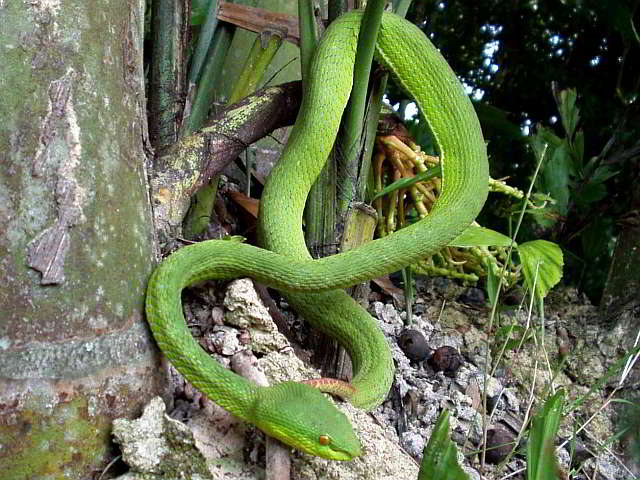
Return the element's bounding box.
[229,191,260,218]
[466,383,483,412]
[372,276,406,307]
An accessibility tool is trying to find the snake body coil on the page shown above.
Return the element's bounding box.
[146,11,488,460]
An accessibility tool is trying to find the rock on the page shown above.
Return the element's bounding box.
[223,278,289,353]
[457,287,486,308]
[112,397,211,479]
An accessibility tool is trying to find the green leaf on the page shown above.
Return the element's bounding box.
[371,165,441,201]
[472,101,527,143]
[574,181,607,206]
[590,164,619,184]
[418,410,469,480]
[449,225,514,248]
[531,125,563,149]
[517,240,564,301]
[530,126,574,229]
[571,130,584,169]
[555,88,580,139]
[548,142,573,207]
[527,390,565,480]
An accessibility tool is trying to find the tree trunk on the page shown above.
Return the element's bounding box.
[600,158,640,357]
[0,1,166,478]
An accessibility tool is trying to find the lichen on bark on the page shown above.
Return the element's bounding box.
[0,1,166,478]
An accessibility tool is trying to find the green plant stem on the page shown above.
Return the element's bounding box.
[303,0,336,257]
[305,161,338,258]
[187,0,220,87]
[182,20,234,239]
[229,32,284,104]
[401,267,414,324]
[185,30,283,238]
[481,143,548,468]
[149,0,188,150]
[358,72,388,201]
[183,182,219,239]
[185,23,235,135]
[393,0,413,18]
[336,0,386,215]
[298,0,318,90]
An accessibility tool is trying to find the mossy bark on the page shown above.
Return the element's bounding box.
[0,1,166,478]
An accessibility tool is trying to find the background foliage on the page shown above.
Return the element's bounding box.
[386,0,639,303]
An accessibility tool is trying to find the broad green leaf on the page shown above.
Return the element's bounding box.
[555,88,580,139]
[371,165,441,201]
[418,410,469,480]
[542,141,572,212]
[574,182,607,206]
[449,226,513,248]
[531,125,563,153]
[528,390,565,480]
[517,240,563,301]
[590,164,619,184]
[582,153,600,178]
[531,125,574,229]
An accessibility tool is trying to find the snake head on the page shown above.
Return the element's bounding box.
[251,381,362,460]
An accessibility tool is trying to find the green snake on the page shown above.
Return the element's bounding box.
[145,11,488,461]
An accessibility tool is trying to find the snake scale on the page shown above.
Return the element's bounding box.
[145,11,488,461]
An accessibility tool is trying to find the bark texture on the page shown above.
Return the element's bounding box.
[600,159,640,364]
[0,1,165,478]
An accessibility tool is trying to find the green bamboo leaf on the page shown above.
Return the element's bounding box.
[418,410,469,480]
[371,166,441,202]
[449,225,513,248]
[517,240,563,301]
[528,390,565,480]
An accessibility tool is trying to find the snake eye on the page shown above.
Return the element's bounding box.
[319,435,331,446]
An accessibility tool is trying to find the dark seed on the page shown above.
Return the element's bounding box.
[429,346,463,376]
[398,329,429,362]
[485,427,516,464]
